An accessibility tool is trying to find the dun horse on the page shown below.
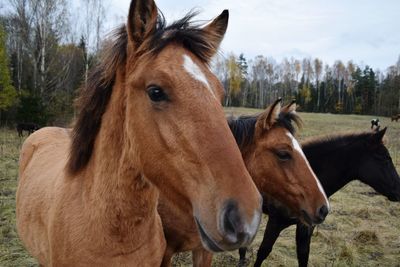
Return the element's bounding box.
[240,127,400,267]
[159,99,329,266]
[16,1,262,266]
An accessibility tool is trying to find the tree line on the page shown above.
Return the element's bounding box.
[0,0,105,126]
[0,1,399,127]
[215,53,400,116]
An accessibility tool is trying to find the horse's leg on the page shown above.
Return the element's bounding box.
[295,223,315,267]
[160,247,174,267]
[253,216,291,267]
[192,247,213,267]
[238,247,247,266]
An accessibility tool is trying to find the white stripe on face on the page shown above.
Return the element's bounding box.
[286,132,330,209]
[182,54,216,98]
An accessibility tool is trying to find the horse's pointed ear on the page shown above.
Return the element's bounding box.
[201,10,229,62]
[376,127,387,141]
[281,99,297,114]
[370,126,387,144]
[256,98,282,135]
[127,0,158,50]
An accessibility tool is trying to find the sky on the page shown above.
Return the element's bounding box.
[103,0,400,71]
[2,0,398,71]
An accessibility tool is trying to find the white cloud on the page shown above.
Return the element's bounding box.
[106,0,400,70]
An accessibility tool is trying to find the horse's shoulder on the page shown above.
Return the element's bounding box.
[23,127,70,146]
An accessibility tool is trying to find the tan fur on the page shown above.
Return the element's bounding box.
[16,2,262,266]
[159,100,329,267]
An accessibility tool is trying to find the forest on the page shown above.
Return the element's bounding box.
[0,0,400,126]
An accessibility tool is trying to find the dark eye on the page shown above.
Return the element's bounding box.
[275,150,292,161]
[147,86,168,102]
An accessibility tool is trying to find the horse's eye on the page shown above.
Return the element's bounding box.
[147,86,168,102]
[276,150,292,161]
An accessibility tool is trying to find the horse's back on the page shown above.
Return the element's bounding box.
[17,127,71,265]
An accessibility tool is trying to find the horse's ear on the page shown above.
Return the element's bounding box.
[369,126,387,145]
[127,0,158,50]
[375,127,387,141]
[281,99,297,114]
[200,10,229,62]
[256,98,282,135]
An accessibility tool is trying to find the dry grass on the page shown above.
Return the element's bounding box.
[177,109,400,267]
[1,109,400,266]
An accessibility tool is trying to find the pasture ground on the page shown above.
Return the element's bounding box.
[1,109,400,266]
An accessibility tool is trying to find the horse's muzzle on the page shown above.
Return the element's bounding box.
[219,200,261,249]
[195,199,262,252]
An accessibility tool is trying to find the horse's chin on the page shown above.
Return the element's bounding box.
[300,210,313,226]
[300,209,326,226]
[194,217,224,252]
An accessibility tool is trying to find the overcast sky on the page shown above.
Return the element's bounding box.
[84,0,400,71]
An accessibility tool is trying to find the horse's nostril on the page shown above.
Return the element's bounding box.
[317,205,329,221]
[221,200,246,244]
[223,201,241,234]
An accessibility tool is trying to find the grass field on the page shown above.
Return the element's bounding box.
[1,109,400,267]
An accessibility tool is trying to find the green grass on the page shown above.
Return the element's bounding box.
[1,109,400,266]
[0,130,38,267]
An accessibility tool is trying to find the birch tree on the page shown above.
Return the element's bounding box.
[80,0,105,85]
[314,58,323,110]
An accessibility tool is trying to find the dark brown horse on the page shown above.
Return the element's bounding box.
[240,127,400,267]
[16,123,39,137]
[391,114,400,122]
[16,1,262,265]
[159,99,329,266]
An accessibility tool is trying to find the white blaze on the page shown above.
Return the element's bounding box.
[286,132,330,208]
[183,54,215,98]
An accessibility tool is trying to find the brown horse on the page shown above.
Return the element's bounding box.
[16,1,262,266]
[391,114,400,122]
[159,99,329,266]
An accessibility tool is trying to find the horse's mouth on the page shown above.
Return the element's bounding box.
[194,217,223,252]
[301,209,326,226]
[300,210,313,226]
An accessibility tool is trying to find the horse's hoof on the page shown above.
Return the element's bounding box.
[237,259,249,267]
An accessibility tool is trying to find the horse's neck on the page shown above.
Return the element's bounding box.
[307,143,358,197]
[84,75,159,237]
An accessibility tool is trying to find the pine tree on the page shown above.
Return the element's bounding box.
[0,24,17,115]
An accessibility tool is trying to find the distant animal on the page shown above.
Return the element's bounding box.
[391,114,400,122]
[239,127,400,267]
[16,123,39,137]
[159,99,329,267]
[370,118,380,130]
[16,1,262,266]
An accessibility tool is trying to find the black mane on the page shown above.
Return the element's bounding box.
[228,116,257,149]
[148,11,219,63]
[228,112,302,149]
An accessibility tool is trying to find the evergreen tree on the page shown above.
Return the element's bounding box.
[0,24,17,121]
